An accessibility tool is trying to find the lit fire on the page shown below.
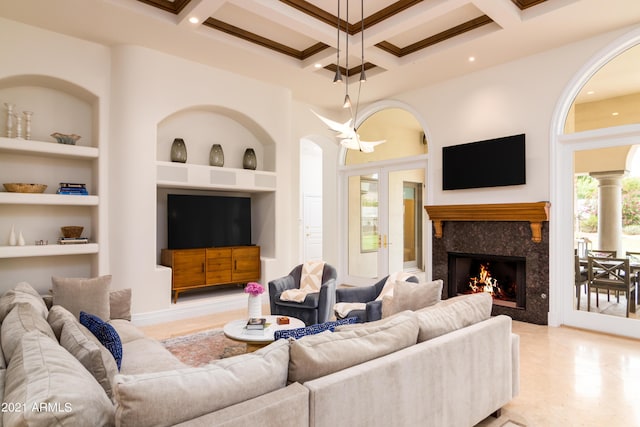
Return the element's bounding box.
[469,263,499,295]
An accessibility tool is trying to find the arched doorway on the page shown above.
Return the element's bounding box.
[550,28,640,339]
[339,102,431,285]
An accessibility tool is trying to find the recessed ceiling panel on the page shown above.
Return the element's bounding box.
[305,0,395,25]
[385,3,485,48]
[213,3,319,51]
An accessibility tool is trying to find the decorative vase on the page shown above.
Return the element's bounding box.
[247,295,262,318]
[17,231,25,246]
[8,225,16,246]
[243,148,257,170]
[209,144,224,167]
[170,138,187,163]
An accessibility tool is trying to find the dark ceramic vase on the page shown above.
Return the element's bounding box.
[170,138,187,163]
[209,144,224,167]
[243,148,257,170]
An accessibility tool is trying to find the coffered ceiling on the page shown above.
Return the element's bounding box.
[1,0,640,108]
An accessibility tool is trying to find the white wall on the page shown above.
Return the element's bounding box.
[108,45,295,314]
[393,28,628,207]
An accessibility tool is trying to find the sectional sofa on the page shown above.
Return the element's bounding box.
[0,280,519,427]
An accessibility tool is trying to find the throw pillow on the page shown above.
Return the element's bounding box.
[59,315,119,398]
[382,279,443,318]
[415,292,493,342]
[51,275,112,320]
[273,317,357,340]
[47,304,78,340]
[0,281,48,323]
[109,288,132,321]
[3,330,114,427]
[79,311,123,370]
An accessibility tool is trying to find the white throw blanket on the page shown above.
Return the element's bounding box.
[280,260,326,303]
[334,272,415,318]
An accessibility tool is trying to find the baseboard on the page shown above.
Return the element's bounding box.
[131,291,250,326]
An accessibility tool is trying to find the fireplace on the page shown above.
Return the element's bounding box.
[448,252,526,309]
[425,203,550,324]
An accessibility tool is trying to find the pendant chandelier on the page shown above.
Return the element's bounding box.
[313,0,385,153]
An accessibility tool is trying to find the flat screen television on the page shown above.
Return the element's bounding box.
[167,194,252,249]
[442,134,526,190]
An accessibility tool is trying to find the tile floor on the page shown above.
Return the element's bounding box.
[141,309,640,427]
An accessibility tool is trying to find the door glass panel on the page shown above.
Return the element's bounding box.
[348,174,378,278]
[573,145,640,320]
[388,169,424,274]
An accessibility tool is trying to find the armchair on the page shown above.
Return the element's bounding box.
[268,263,337,326]
[335,274,419,323]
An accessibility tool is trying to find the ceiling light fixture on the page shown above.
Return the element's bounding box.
[188,16,199,24]
[314,0,385,153]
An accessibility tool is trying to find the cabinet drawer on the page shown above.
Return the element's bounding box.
[206,248,232,284]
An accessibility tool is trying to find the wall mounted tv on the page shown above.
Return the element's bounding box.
[167,194,252,249]
[442,133,526,190]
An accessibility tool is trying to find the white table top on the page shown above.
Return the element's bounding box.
[223,315,305,344]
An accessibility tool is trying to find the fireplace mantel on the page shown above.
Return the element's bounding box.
[424,202,550,243]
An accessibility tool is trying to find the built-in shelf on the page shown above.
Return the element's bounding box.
[424,202,550,243]
[0,193,98,205]
[156,161,276,192]
[0,243,99,258]
[0,137,99,159]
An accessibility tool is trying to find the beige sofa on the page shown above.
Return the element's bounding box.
[0,281,518,427]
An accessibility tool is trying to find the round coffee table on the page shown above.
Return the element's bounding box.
[223,315,305,352]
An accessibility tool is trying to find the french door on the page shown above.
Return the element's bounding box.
[341,159,426,285]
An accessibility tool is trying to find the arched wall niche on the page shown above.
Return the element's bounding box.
[0,74,96,146]
[157,105,276,172]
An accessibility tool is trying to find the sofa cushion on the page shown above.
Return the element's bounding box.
[381,279,443,318]
[59,314,119,398]
[288,310,418,384]
[110,288,132,320]
[51,275,111,320]
[273,317,358,340]
[3,330,114,427]
[109,318,146,344]
[415,292,493,342]
[0,281,48,323]
[113,339,290,427]
[80,311,123,370]
[1,303,56,364]
[120,337,186,374]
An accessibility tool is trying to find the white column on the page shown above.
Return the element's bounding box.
[590,170,628,256]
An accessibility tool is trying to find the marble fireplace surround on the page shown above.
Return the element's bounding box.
[425,203,550,324]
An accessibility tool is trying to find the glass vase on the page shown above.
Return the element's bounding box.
[209,144,224,166]
[170,138,187,163]
[243,148,257,170]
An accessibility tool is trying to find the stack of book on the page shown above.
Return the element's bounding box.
[245,317,266,335]
[57,182,88,195]
[58,237,89,245]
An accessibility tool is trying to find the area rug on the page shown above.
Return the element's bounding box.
[161,328,247,367]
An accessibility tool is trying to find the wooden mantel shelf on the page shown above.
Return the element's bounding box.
[424,202,550,243]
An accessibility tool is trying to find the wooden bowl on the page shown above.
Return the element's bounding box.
[3,183,47,193]
[61,226,84,238]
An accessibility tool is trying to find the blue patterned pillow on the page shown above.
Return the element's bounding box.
[79,311,123,370]
[274,317,358,340]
